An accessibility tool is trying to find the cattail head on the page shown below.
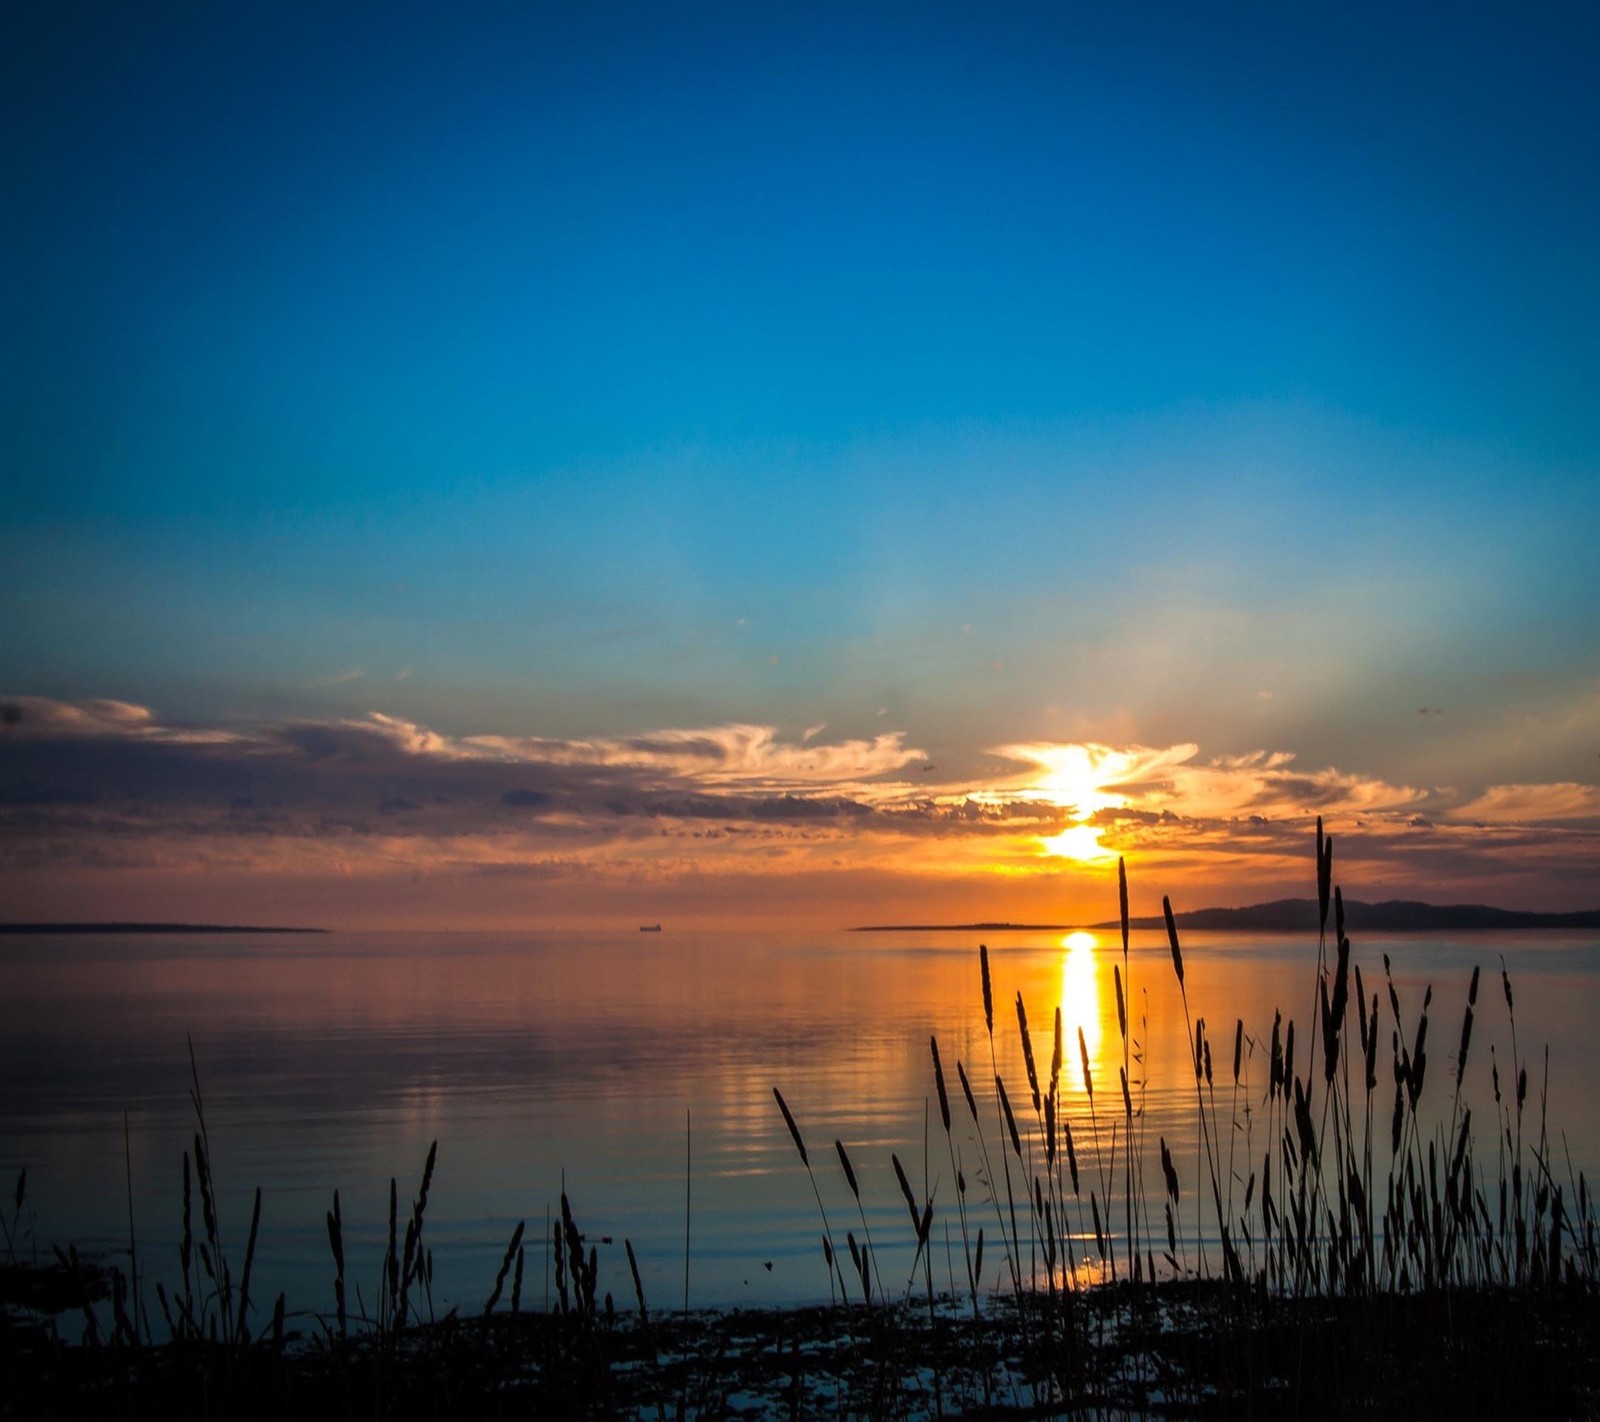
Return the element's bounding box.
[980,944,993,1036]
[1364,995,1379,1092]
[997,1075,1022,1158]
[1356,964,1370,1056]
[957,1059,979,1122]
[835,1139,860,1201]
[1270,1011,1283,1099]
[891,1153,919,1232]
[930,1036,952,1134]
[1050,1007,1063,1099]
[1163,896,1184,987]
[1332,933,1350,1025]
[1317,820,1332,932]
[1017,993,1041,1113]
[625,1239,647,1324]
[1320,978,1339,1083]
[773,1087,808,1167]
[1118,856,1130,957]
[1456,993,1476,1085]
[1408,997,1431,1109]
[326,1190,345,1275]
[1114,964,1127,1042]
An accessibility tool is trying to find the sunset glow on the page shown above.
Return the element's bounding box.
[2,7,1595,929]
[1041,824,1111,863]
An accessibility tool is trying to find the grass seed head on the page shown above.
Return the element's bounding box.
[773,1088,808,1167]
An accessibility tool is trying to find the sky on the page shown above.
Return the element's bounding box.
[3,3,1597,928]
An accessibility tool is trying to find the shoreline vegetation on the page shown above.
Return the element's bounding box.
[3,826,1598,1418]
[855,898,1600,933]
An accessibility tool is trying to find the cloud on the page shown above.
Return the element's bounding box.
[1450,783,1600,824]
[0,697,928,847]
[988,740,1428,821]
[456,721,922,790]
[1,696,235,744]
[500,788,552,810]
[3,697,1596,917]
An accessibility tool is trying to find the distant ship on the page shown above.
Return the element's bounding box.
[639,923,662,932]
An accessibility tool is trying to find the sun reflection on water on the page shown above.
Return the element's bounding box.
[1058,931,1102,1093]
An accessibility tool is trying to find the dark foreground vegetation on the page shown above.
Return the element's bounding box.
[6,1271,1599,1419]
[3,825,1597,1418]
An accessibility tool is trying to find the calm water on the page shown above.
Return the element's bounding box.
[3,926,1598,1325]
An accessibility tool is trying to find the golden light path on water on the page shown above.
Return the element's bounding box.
[1058,930,1102,1093]
[1053,928,1114,1286]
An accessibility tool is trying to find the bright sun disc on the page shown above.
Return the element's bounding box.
[1042,824,1109,862]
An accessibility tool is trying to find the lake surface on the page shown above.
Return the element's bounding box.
[3,925,1597,1329]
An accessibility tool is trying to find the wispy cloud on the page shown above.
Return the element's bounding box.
[1,695,241,744]
[1450,782,1600,824]
[989,740,1429,821]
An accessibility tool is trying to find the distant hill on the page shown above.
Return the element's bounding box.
[1097,899,1600,933]
[0,922,327,934]
[855,900,1600,933]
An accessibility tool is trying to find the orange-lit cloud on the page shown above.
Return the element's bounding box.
[2,696,1596,925]
[1450,782,1600,824]
[989,740,1428,821]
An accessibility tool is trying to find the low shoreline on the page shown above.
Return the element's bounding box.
[6,1270,1598,1419]
[0,922,329,935]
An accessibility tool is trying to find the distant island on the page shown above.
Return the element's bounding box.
[855,921,1087,932]
[0,922,328,935]
[855,899,1600,933]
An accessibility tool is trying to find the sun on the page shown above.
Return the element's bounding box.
[1042,823,1112,862]
[987,740,1134,864]
[1027,744,1120,818]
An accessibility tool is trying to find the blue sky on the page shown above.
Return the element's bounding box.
[4,4,1597,923]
